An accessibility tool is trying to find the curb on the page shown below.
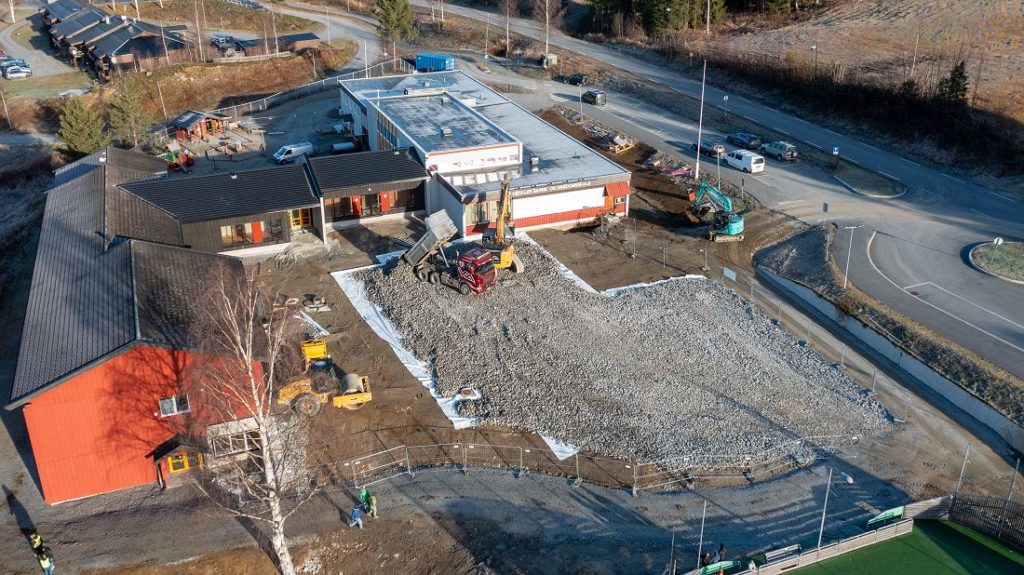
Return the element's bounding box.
[832,174,907,200]
[967,242,1024,285]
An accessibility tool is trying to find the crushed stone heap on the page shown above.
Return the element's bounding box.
[358,241,889,462]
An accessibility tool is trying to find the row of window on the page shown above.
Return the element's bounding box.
[376,115,399,149]
[323,189,422,221]
[219,219,284,248]
[466,200,500,226]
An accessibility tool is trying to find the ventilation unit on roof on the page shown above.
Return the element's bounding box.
[440,127,453,137]
[104,15,111,24]
[440,96,450,105]
[529,156,540,172]
[230,173,238,180]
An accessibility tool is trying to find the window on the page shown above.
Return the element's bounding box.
[466,201,499,226]
[167,452,202,474]
[158,394,189,417]
[211,430,262,458]
[220,219,283,247]
[614,197,626,205]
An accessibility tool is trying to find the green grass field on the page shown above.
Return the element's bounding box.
[792,521,1024,575]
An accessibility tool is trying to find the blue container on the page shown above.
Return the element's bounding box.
[415,53,455,72]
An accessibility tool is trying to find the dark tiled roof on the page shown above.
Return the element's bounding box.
[120,165,319,223]
[9,149,240,407]
[91,21,184,58]
[69,18,126,46]
[308,148,427,194]
[279,32,320,44]
[106,185,184,247]
[11,170,137,404]
[45,0,89,22]
[50,9,105,39]
[133,242,242,346]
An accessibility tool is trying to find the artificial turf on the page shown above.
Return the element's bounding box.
[790,520,1024,575]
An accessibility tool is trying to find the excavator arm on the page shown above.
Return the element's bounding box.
[481,175,524,273]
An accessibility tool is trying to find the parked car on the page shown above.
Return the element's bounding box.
[726,132,762,150]
[273,142,314,164]
[692,139,726,158]
[1,59,28,72]
[564,73,588,86]
[724,150,765,173]
[3,66,32,80]
[759,141,799,161]
[210,35,235,48]
[581,90,606,106]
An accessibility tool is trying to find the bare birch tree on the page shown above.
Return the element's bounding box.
[498,0,518,56]
[183,265,315,575]
[532,0,560,55]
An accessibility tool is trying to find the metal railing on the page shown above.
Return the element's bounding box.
[322,434,857,496]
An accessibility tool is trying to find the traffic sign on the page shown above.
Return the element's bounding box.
[832,146,840,156]
[994,237,1004,246]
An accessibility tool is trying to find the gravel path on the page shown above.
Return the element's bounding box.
[358,242,889,462]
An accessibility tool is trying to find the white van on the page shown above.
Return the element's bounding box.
[724,149,765,173]
[273,142,313,164]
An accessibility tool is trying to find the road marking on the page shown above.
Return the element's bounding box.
[742,115,757,122]
[969,207,994,220]
[866,231,1024,355]
[878,171,897,180]
[941,173,967,184]
[926,281,1024,332]
[776,129,789,136]
[902,282,929,290]
[776,200,804,206]
[992,191,1017,203]
[846,158,861,166]
[902,158,921,167]
[806,142,823,151]
[795,118,810,124]
[826,129,841,136]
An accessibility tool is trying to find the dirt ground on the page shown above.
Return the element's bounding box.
[719,1,1024,123]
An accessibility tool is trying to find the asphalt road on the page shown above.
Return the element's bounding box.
[419,0,1024,380]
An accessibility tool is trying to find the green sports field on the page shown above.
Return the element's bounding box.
[792,520,1024,575]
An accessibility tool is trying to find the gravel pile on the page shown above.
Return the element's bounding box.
[358,242,889,462]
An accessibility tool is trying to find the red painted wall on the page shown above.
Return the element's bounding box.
[20,345,266,504]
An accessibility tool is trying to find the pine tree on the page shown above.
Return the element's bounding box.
[375,0,417,53]
[108,80,154,148]
[58,97,110,159]
[935,60,969,108]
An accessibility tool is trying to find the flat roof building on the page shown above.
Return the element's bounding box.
[339,71,631,236]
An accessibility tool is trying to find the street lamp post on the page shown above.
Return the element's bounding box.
[842,223,864,290]
[817,467,834,550]
[700,248,709,272]
[694,60,707,181]
[722,94,729,119]
[578,83,583,117]
[811,44,818,79]
[716,152,721,189]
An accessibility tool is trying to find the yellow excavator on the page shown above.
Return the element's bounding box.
[277,335,372,416]
[481,175,524,274]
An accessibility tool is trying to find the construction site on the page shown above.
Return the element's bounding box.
[4,59,1024,572]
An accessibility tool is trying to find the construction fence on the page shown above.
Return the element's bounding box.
[320,432,856,496]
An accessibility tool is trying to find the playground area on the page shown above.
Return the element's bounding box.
[791,520,1024,575]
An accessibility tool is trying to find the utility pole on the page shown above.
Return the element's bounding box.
[696,499,707,569]
[694,60,707,181]
[705,0,711,34]
[271,6,279,54]
[842,223,864,290]
[193,0,204,61]
[505,5,510,57]
[817,467,834,550]
[998,458,1020,538]
[8,0,16,24]
[155,80,168,121]
[955,443,971,494]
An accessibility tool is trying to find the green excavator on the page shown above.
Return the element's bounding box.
[687,182,745,242]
